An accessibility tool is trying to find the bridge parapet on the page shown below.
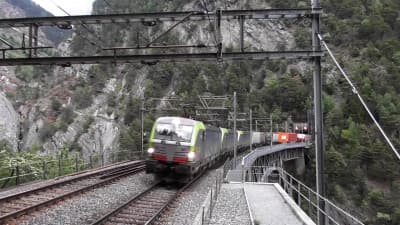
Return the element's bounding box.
[225,143,310,182]
[242,142,310,168]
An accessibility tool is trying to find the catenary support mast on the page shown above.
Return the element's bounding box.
[312,0,325,224]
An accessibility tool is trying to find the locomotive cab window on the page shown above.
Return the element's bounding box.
[155,123,193,142]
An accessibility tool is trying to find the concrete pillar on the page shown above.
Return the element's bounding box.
[295,152,306,175]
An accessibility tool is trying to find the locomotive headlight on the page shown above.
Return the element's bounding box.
[147,148,155,154]
[187,152,195,161]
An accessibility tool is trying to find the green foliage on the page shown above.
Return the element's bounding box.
[87,65,109,93]
[123,97,140,125]
[376,212,391,224]
[59,106,75,126]
[39,122,57,142]
[15,66,35,82]
[120,120,140,152]
[358,15,390,41]
[82,116,94,133]
[294,28,310,49]
[72,87,93,109]
[393,208,400,224]
[51,98,62,114]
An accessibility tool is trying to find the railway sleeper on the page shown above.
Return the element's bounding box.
[143,200,169,205]
[115,213,152,220]
[127,204,161,210]
[109,217,146,224]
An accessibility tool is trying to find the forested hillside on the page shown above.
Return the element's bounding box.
[272,0,400,223]
[322,0,400,224]
[0,0,399,223]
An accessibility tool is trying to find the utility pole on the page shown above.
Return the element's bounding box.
[312,0,325,224]
[233,92,237,168]
[255,120,258,132]
[239,15,245,52]
[270,114,273,148]
[249,109,252,152]
[140,96,145,159]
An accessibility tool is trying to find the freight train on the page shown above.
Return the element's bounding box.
[145,116,309,182]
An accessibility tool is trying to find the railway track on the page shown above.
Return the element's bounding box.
[92,172,204,225]
[0,161,145,224]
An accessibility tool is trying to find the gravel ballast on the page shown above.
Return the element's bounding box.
[161,169,221,225]
[21,172,155,225]
[209,183,252,225]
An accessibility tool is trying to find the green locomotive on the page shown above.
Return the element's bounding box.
[145,116,264,182]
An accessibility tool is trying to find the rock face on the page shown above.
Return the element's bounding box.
[79,116,120,163]
[0,92,19,150]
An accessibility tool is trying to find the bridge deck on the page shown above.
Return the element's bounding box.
[244,183,315,225]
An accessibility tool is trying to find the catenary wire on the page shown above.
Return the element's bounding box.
[201,0,219,46]
[317,33,400,162]
[49,0,105,48]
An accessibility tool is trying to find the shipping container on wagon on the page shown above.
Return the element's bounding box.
[287,133,297,142]
[273,132,297,143]
[297,133,311,142]
[251,132,262,145]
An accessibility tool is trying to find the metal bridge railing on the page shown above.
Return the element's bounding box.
[277,168,365,225]
[228,166,365,225]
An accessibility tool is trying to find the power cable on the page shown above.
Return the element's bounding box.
[201,0,218,46]
[102,0,113,9]
[2,27,53,57]
[223,0,233,46]
[318,33,400,161]
[10,27,50,47]
[49,0,105,48]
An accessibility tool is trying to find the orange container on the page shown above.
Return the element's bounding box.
[288,133,297,142]
[276,132,289,143]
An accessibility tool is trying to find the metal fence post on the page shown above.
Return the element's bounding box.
[42,160,47,180]
[15,163,20,186]
[58,153,62,176]
[89,155,93,169]
[241,164,245,183]
[215,174,218,199]
[130,149,133,161]
[202,206,205,225]
[75,153,79,172]
[210,189,213,218]
[298,182,301,206]
[101,152,105,167]
[308,189,312,216]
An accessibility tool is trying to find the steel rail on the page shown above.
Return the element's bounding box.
[0,8,322,28]
[92,170,206,225]
[145,171,206,225]
[0,162,145,224]
[0,161,143,202]
[91,182,162,225]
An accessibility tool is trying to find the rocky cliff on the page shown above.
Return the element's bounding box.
[0,92,19,150]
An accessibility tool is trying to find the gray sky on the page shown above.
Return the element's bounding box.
[32,0,96,16]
